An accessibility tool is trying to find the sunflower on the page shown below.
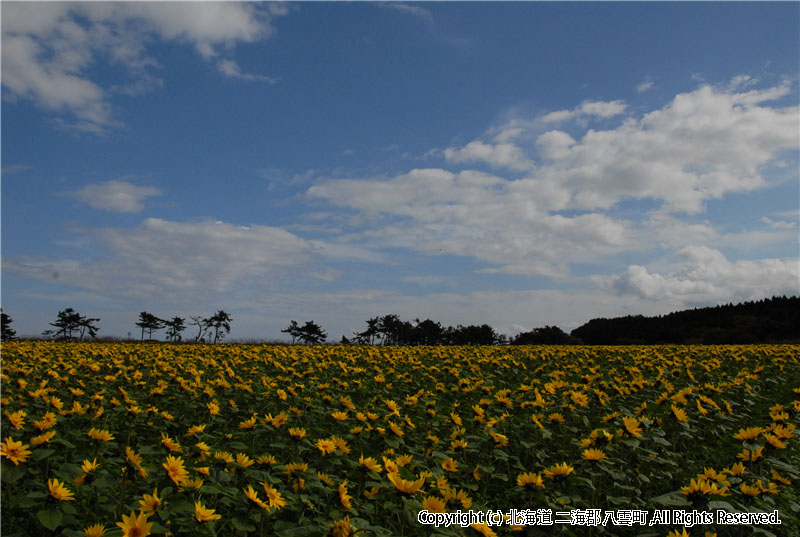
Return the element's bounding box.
[516,472,545,488]
[331,411,348,421]
[671,405,689,423]
[288,427,307,439]
[764,434,787,449]
[239,415,257,429]
[243,485,270,510]
[163,455,189,485]
[87,427,115,442]
[733,427,763,441]
[622,416,643,438]
[450,438,468,450]
[48,478,75,501]
[543,462,574,480]
[421,496,446,513]
[160,433,182,453]
[262,481,287,509]
[316,438,337,455]
[34,411,57,431]
[736,446,764,463]
[125,447,148,479]
[387,472,425,494]
[194,501,221,522]
[582,448,607,462]
[139,488,161,516]
[32,430,57,446]
[726,462,746,476]
[666,529,690,537]
[186,424,206,436]
[441,458,459,472]
[332,436,351,454]
[84,523,107,537]
[116,511,153,537]
[740,483,761,497]
[236,453,255,468]
[331,515,361,537]
[338,480,353,510]
[359,455,382,473]
[4,410,26,429]
[469,523,498,537]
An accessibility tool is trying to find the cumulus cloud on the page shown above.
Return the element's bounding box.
[443,141,534,171]
[308,168,634,276]
[1,2,284,132]
[609,247,799,305]
[69,180,162,213]
[4,218,321,302]
[306,78,798,280]
[539,99,627,123]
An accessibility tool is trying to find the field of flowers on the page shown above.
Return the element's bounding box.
[1,341,798,537]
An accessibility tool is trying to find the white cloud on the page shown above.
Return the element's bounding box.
[1,2,285,132]
[443,141,534,171]
[4,218,322,303]
[69,180,162,213]
[609,247,799,306]
[636,76,655,93]
[539,99,627,123]
[536,81,798,213]
[379,3,434,24]
[216,59,277,83]
[308,168,634,276]
[306,78,797,280]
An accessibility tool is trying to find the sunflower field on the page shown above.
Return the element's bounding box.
[1,341,798,537]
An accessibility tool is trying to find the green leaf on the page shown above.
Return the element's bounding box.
[32,449,56,461]
[149,521,169,534]
[37,509,63,531]
[708,500,739,512]
[1,463,26,483]
[60,502,78,515]
[651,491,691,507]
[231,517,256,532]
[53,438,76,449]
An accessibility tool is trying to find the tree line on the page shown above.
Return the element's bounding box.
[1,296,797,344]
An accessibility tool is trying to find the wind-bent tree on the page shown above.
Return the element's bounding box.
[1,310,17,340]
[136,311,164,341]
[190,316,209,343]
[298,320,327,345]
[206,310,232,344]
[282,320,301,344]
[77,315,101,341]
[45,308,99,341]
[164,316,186,342]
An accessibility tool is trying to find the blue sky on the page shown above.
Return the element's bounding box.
[2,1,799,341]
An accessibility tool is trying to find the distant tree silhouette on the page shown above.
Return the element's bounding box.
[282,320,301,344]
[297,320,327,345]
[189,316,209,343]
[206,310,233,344]
[164,316,186,342]
[44,308,99,341]
[1,310,17,340]
[570,296,800,344]
[512,325,577,345]
[136,311,164,341]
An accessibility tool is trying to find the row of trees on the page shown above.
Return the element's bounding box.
[40,308,101,341]
[135,310,232,344]
[346,315,506,346]
[3,296,796,345]
[0,308,234,343]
